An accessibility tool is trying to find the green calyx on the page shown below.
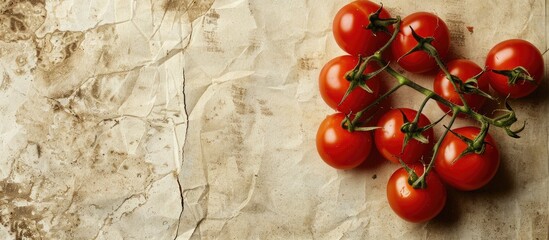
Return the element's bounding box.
[399,109,447,151]
[340,56,388,106]
[444,124,490,163]
[492,66,536,86]
[448,69,494,100]
[400,159,428,189]
[398,109,428,149]
[492,100,525,138]
[397,26,438,62]
[340,111,380,133]
[365,3,399,35]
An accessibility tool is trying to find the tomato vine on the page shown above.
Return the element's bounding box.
[344,12,525,187]
[316,0,544,222]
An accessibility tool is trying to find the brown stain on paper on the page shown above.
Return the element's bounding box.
[32,29,88,98]
[466,26,474,33]
[162,0,215,22]
[0,0,46,42]
[257,99,273,116]
[6,95,156,238]
[160,0,220,52]
[202,9,222,53]
[0,180,46,240]
[231,85,249,115]
[33,24,123,99]
[34,30,85,74]
[298,57,317,71]
[2,22,156,238]
[0,73,12,91]
[446,18,465,47]
[228,84,250,172]
[0,0,180,239]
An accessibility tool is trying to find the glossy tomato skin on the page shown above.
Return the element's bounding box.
[387,164,447,222]
[434,127,500,191]
[319,55,381,114]
[316,113,372,169]
[333,1,392,56]
[485,39,544,98]
[433,59,490,114]
[391,12,450,73]
[374,108,434,164]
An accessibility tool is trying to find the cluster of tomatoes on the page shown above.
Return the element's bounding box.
[316,1,544,222]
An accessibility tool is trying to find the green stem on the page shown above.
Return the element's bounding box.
[382,64,457,108]
[411,111,459,189]
[414,94,432,123]
[351,109,364,127]
[350,17,402,84]
[356,56,370,79]
[432,52,470,110]
[378,63,515,128]
[375,16,401,57]
[353,82,405,120]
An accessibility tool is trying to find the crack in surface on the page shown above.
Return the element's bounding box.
[174,175,185,240]
[175,49,190,240]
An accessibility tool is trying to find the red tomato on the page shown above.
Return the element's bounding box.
[391,12,450,73]
[434,127,500,191]
[485,39,544,98]
[374,108,434,164]
[333,1,393,56]
[387,164,447,222]
[316,113,372,169]
[433,59,490,113]
[319,55,381,114]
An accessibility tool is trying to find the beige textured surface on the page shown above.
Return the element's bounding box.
[0,0,547,239]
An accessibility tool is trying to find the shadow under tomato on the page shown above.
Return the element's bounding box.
[431,158,515,226]
[519,76,549,104]
[357,142,387,169]
[431,187,461,225]
[479,90,507,119]
[464,158,515,197]
[433,158,515,231]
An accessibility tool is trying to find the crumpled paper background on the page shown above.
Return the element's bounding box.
[0,0,547,239]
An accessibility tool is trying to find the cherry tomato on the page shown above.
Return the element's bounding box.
[374,108,434,164]
[485,39,544,98]
[316,113,372,169]
[333,1,393,56]
[433,59,490,114]
[434,127,500,191]
[391,12,450,73]
[319,55,381,114]
[387,164,447,222]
